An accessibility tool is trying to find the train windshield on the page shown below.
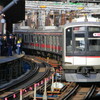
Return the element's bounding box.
[66,27,86,55]
[88,26,100,51]
[74,37,85,51]
[66,26,100,55]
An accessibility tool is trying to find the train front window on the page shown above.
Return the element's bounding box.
[88,38,100,51]
[66,25,100,55]
[66,28,73,53]
[74,30,86,53]
[66,27,86,54]
[75,38,85,51]
[88,26,100,52]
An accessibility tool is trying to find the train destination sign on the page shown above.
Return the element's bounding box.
[93,33,100,36]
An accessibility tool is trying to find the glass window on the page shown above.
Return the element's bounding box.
[73,26,86,33]
[31,35,33,42]
[41,36,44,44]
[88,26,100,32]
[75,38,85,51]
[88,26,100,37]
[88,26,100,51]
[66,28,73,53]
[88,38,100,51]
[25,35,28,42]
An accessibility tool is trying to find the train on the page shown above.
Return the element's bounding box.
[14,17,100,82]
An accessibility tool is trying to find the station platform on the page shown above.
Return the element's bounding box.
[0,53,25,64]
[0,52,25,85]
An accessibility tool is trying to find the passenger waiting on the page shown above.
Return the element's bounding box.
[16,39,21,55]
[0,34,3,56]
[2,35,8,56]
[7,34,13,56]
[12,34,17,54]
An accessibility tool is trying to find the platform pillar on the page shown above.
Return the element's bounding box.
[34,83,36,100]
[0,5,3,34]
[43,78,47,100]
[51,74,54,92]
[20,89,23,100]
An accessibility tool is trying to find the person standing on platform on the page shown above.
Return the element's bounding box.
[0,34,3,56]
[12,34,17,54]
[16,38,21,55]
[19,35,23,53]
[2,35,8,56]
[7,34,13,56]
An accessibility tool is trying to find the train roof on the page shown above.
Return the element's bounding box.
[64,22,100,29]
[14,26,63,33]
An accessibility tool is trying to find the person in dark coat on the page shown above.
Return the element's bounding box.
[2,35,8,56]
[7,34,13,56]
[11,34,17,54]
[0,34,3,56]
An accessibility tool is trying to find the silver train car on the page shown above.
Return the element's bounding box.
[63,22,100,82]
[14,26,63,58]
[15,21,100,82]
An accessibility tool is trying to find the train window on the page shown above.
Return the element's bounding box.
[33,35,36,43]
[31,35,33,42]
[49,36,52,45]
[53,36,55,45]
[25,35,28,42]
[88,26,100,51]
[75,38,85,51]
[29,35,30,42]
[73,26,86,33]
[88,26,100,32]
[46,36,49,44]
[41,36,43,44]
[66,28,73,53]
[36,35,38,43]
[88,26,100,37]
[88,38,100,51]
[47,36,49,45]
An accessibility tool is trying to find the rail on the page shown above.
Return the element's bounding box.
[0,55,52,99]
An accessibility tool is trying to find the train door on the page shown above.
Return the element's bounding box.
[35,34,39,50]
[30,34,34,49]
[59,35,62,54]
[50,36,52,52]
[41,35,45,51]
[52,35,56,52]
[38,35,41,50]
[24,34,29,48]
[35,35,38,50]
[44,35,46,51]
[40,35,43,51]
[29,34,31,49]
[33,34,36,49]
[46,35,48,51]
[56,36,59,53]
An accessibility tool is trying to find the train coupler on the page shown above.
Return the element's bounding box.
[77,66,95,77]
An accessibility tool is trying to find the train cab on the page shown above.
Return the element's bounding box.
[63,22,100,82]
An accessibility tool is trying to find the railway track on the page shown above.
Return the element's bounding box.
[66,85,96,100]
[0,55,53,100]
[1,55,100,100]
[23,56,100,100]
[56,83,98,100]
